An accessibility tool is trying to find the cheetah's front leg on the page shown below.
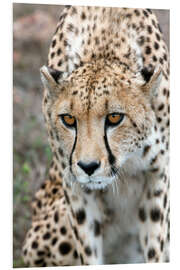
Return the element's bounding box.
[63,183,104,265]
[138,169,169,263]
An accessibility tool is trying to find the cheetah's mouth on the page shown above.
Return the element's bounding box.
[73,175,117,190]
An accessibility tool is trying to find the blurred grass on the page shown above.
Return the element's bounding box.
[13,4,169,268]
[13,4,60,267]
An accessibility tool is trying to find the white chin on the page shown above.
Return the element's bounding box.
[77,176,114,190]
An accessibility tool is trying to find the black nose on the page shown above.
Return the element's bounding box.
[77,161,100,176]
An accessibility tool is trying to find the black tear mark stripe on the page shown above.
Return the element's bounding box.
[104,126,116,165]
[69,125,77,172]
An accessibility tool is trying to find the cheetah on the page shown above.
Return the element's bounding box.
[22,6,169,266]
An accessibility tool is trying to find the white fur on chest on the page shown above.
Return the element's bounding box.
[102,172,145,264]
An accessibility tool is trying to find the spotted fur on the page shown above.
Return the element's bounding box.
[22,6,169,266]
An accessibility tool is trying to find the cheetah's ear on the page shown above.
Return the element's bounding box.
[141,66,162,97]
[40,65,63,96]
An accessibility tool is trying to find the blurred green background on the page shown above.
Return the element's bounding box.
[13,4,169,268]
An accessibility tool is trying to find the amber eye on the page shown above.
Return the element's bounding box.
[106,113,125,127]
[60,114,76,128]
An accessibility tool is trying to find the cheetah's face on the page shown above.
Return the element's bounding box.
[41,62,161,190]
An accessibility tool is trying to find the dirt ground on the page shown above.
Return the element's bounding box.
[13,4,169,268]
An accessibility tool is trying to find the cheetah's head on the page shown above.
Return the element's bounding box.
[40,60,162,190]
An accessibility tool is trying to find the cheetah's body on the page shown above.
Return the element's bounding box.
[23,6,169,266]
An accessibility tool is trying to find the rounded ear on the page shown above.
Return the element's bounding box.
[141,66,162,97]
[40,65,63,96]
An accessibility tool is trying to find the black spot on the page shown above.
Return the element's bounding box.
[50,52,55,59]
[163,88,167,96]
[41,183,46,189]
[57,48,62,55]
[159,57,164,65]
[150,208,161,222]
[145,46,151,55]
[134,9,140,16]
[64,39,69,47]
[73,250,79,259]
[95,36,100,45]
[148,248,156,259]
[152,19,157,28]
[147,9,152,14]
[126,13,132,18]
[59,12,67,21]
[72,90,78,95]
[145,236,148,245]
[58,147,64,157]
[157,117,162,123]
[67,23,74,32]
[48,67,63,83]
[76,208,86,224]
[43,232,51,240]
[141,67,154,83]
[143,10,149,17]
[52,39,56,48]
[138,35,145,46]
[54,211,59,223]
[151,167,159,173]
[163,194,167,208]
[37,250,45,256]
[37,200,42,209]
[158,103,164,111]
[34,259,45,265]
[84,246,92,256]
[46,223,50,229]
[52,188,58,194]
[152,55,157,62]
[147,25,152,34]
[81,12,86,20]
[160,240,164,251]
[163,53,167,61]
[154,42,159,50]
[32,241,38,249]
[150,155,158,165]
[52,237,58,246]
[59,33,63,41]
[34,225,41,232]
[143,145,151,157]
[155,33,161,42]
[162,136,166,143]
[139,208,147,222]
[59,242,72,255]
[61,162,66,169]
[161,127,165,133]
[94,220,101,236]
[59,171,63,178]
[60,226,67,235]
